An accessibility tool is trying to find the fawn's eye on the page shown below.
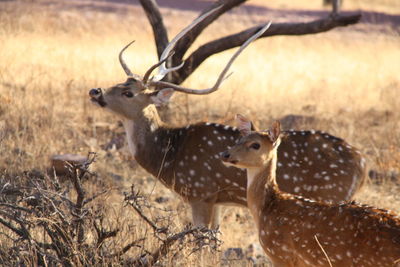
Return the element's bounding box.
[250,142,260,150]
[122,91,133,98]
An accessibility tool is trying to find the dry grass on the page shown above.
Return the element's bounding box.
[0,0,399,265]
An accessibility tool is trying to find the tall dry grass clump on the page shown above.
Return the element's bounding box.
[1,0,399,265]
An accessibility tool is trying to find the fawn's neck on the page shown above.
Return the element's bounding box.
[246,151,280,228]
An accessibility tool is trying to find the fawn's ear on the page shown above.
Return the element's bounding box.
[150,88,174,106]
[236,114,252,136]
[268,121,281,145]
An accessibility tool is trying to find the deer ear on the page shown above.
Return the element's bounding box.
[236,114,252,136]
[269,121,281,144]
[150,88,174,106]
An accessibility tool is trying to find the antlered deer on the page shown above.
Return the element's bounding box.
[221,115,400,266]
[89,7,366,227]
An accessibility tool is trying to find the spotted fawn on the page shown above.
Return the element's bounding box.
[221,115,400,266]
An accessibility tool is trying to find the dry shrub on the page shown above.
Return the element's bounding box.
[0,154,221,266]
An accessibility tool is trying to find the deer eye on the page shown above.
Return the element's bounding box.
[122,91,133,98]
[250,143,260,150]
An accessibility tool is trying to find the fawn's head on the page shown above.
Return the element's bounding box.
[89,8,271,120]
[222,115,281,168]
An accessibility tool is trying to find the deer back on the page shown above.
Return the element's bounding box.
[258,193,400,266]
[276,130,365,202]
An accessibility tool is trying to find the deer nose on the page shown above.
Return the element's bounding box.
[89,88,102,97]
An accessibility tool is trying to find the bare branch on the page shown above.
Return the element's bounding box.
[106,237,147,258]
[124,185,221,266]
[0,210,31,239]
[172,13,361,84]
[0,203,33,213]
[151,6,223,83]
[0,216,27,239]
[138,0,169,59]
[124,186,168,234]
[171,0,246,71]
[129,227,220,266]
[94,220,119,248]
[83,189,109,206]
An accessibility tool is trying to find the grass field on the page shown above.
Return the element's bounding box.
[0,0,399,265]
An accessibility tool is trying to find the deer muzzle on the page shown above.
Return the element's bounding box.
[89,88,107,107]
[221,151,238,165]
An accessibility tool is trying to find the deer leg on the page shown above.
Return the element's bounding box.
[190,201,215,227]
[210,205,221,229]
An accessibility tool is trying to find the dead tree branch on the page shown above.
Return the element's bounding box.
[124,186,221,266]
[138,0,361,84]
[138,0,169,59]
[175,13,361,84]
[0,155,220,265]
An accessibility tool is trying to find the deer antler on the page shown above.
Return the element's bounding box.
[118,41,142,80]
[142,52,173,84]
[149,22,271,95]
[118,6,271,94]
[118,5,223,85]
[149,5,223,82]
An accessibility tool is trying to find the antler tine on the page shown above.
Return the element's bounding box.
[142,51,175,85]
[151,5,223,82]
[119,40,135,77]
[150,22,272,95]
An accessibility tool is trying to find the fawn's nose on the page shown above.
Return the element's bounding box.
[221,151,230,160]
[89,88,102,98]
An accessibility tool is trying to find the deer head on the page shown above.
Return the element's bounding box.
[222,114,281,169]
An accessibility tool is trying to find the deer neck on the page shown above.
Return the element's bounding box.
[123,104,170,176]
[246,151,280,228]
